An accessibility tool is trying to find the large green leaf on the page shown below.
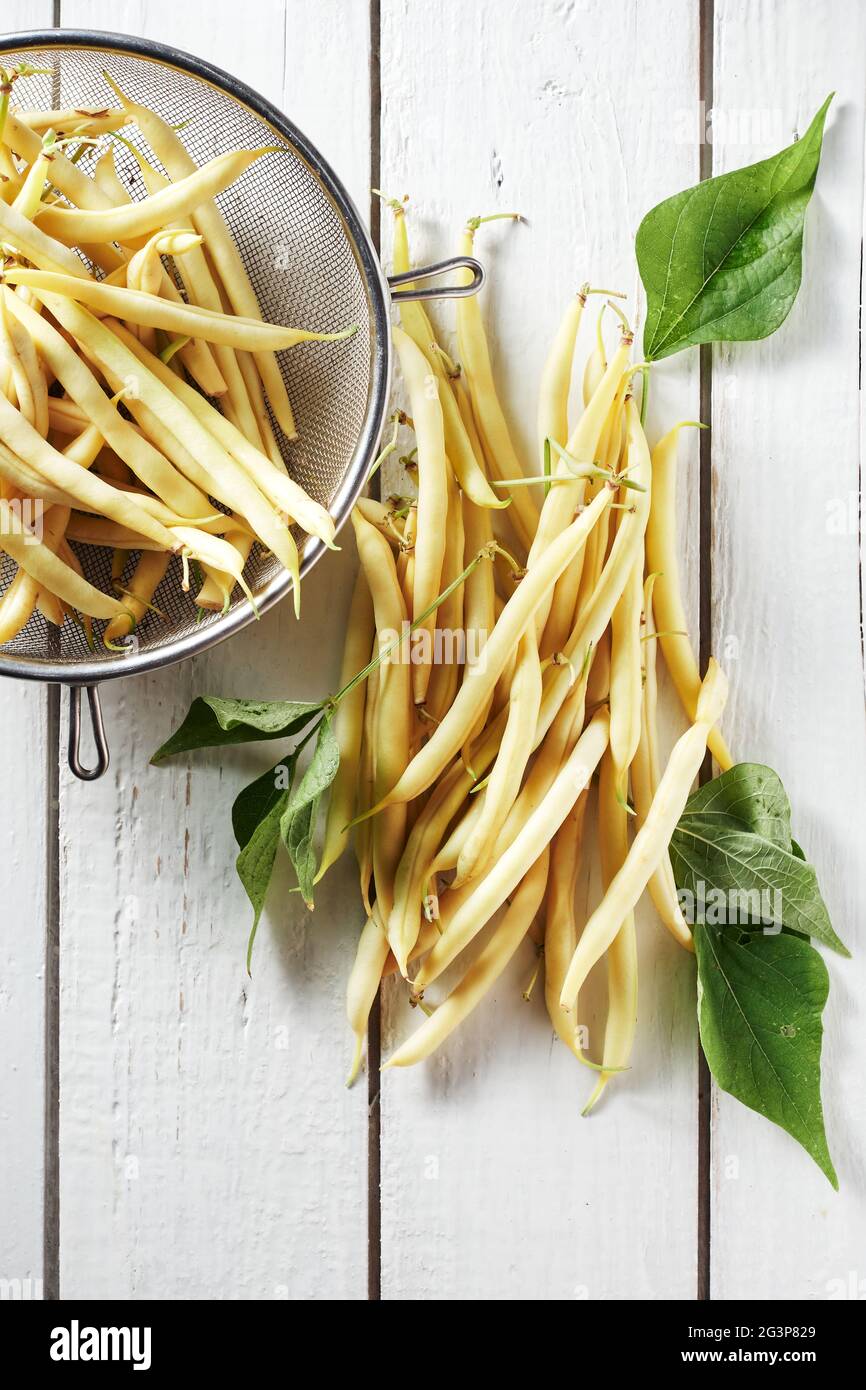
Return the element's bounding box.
[694,924,837,1188]
[151,696,322,763]
[638,95,832,360]
[671,764,849,957]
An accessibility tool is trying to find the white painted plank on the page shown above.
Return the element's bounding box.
[279,0,372,214]
[56,0,371,1299]
[0,682,50,1301]
[0,0,53,41]
[0,0,64,1305]
[711,0,866,1300]
[379,0,703,1300]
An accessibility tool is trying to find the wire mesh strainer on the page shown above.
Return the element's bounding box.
[0,29,483,778]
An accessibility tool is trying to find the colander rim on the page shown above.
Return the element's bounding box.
[0,27,391,686]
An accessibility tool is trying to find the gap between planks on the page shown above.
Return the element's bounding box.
[43,4,62,1302]
[367,0,383,1305]
[697,0,714,1304]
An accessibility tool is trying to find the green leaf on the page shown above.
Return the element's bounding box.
[151,696,322,763]
[233,755,296,849]
[234,755,297,974]
[694,924,837,1188]
[638,95,832,360]
[676,762,792,847]
[671,764,849,957]
[284,799,319,910]
[280,717,341,907]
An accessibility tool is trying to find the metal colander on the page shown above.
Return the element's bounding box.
[0,29,482,777]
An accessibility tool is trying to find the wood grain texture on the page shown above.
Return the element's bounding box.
[0,0,62,1304]
[3,0,860,1305]
[54,0,370,1299]
[710,0,866,1300]
[378,0,703,1300]
[0,681,50,1298]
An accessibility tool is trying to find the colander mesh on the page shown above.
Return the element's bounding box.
[0,42,376,671]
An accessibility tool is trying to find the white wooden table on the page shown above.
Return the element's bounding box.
[1,0,864,1302]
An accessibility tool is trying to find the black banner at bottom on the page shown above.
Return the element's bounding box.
[1,1299,861,1373]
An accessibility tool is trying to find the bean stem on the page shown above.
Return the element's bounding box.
[331,542,498,709]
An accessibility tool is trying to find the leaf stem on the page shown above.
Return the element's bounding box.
[465,212,523,232]
[367,411,409,481]
[331,543,496,707]
[636,364,651,427]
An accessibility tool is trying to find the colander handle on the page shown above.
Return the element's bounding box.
[388,255,484,303]
[68,685,110,782]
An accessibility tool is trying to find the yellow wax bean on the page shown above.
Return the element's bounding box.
[104,550,171,644]
[608,553,644,802]
[537,289,587,468]
[3,109,114,211]
[415,708,610,989]
[392,326,448,706]
[92,145,133,204]
[0,499,127,620]
[0,296,39,429]
[317,569,376,882]
[169,528,255,605]
[5,269,357,352]
[413,670,589,993]
[422,467,465,726]
[17,107,131,138]
[535,398,651,748]
[36,146,277,244]
[457,222,538,548]
[345,914,391,1086]
[39,295,300,594]
[0,567,41,643]
[544,793,590,1063]
[583,305,608,406]
[453,625,542,887]
[103,84,298,439]
[0,196,129,297]
[0,497,71,642]
[543,375,628,659]
[369,485,612,810]
[389,203,506,510]
[352,510,412,960]
[383,846,550,1069]
[583,747,638,1112]
[196,534,255,614]
[646,421,733,771]
[107,322,334,548]
[356,631,379,916]
[386,712,507,981]
[631,577,693,951]
[559,661,728,1011]
[0,391,178,551]
[528,335,632,641]
[0,441,79,508]
[4,288,210,518]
